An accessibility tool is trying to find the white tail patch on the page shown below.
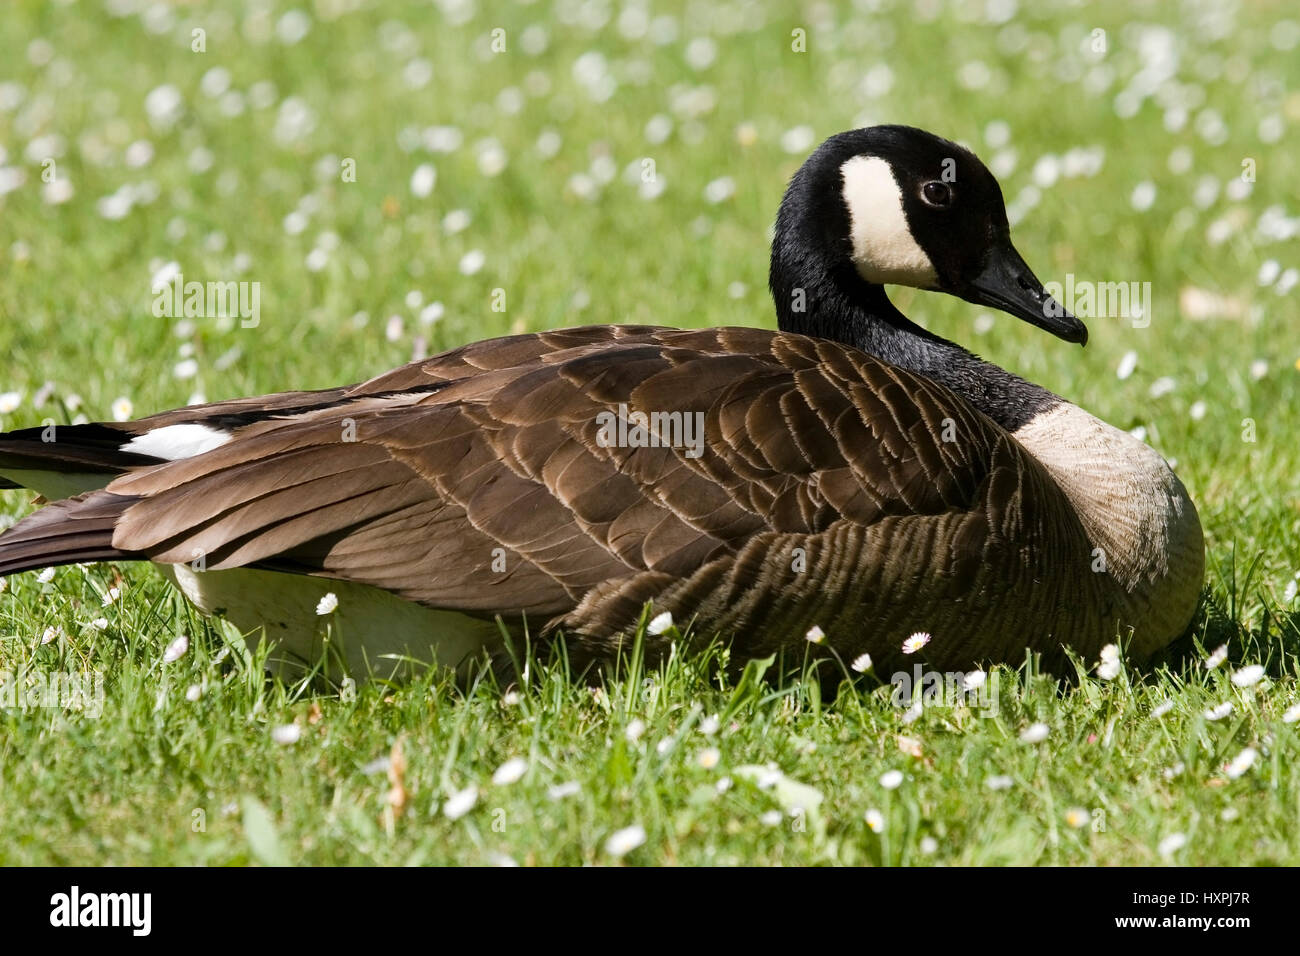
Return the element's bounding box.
[120,423,231,461]
[840,155,938,288]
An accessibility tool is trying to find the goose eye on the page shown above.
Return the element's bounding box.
[921,181,953,208]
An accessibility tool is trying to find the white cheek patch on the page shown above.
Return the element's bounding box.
[120,423,232,461]
[840,155,939,288]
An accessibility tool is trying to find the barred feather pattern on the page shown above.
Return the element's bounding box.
[0,325,1201,676]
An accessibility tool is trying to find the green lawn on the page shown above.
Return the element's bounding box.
[1,0,1298,865]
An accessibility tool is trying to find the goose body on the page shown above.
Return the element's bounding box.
[0,126,1203,680]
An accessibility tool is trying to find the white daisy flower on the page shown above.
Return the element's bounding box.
[1224,747,1257,779]
[163,635,189,662]
[1097,658,1121,680]
[625,718,646,743]
[919,836,938,854]
[963,670,986,691]
[442,786,478,820]
[646,611,674,635]
[547,781,581,800]
[271,723,301,745]
[1157,832,1187,859]
[902,631,931,654]
[760,810,782,826]
[1205,644,1228,669]
[185,684,202,702]
[491,757,528,786]
[41,625,61,645]
[699,714,720,736]
[458,249,485,275]
[1231,665,1265,688]
[1099,643,1120,663]
[1064,807,1090,829]
[1282,703,1300,724]
[604,824,646,857]
[315,592,338,615]
[410,163,436,198]
[1151,700,1175,718]
[1020,722,1050,743]
[805,625,826,645]
[985,775,1014,791]
[36,567,56,584]
[111,397,134,422]
[697,747,720,769]
[879,769,903,790]
[900,700,923,724]
[101,585,121,606]
[851,652,874,673]
[1204,701,1234,721]
[864,808,884,832]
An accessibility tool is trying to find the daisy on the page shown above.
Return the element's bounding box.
[625,719,646,743]
[902,631,931,654]
[879,769,903,790]
[1157,833,1187,859]
[163,635,189,661]
[697,747,720,770]
[851,652,874,673]
[36,567,55,584]
[315,592,338,615]
[1097,658,1121,680]
[547,781,581,801]
[111,397,134,422]
[646,611,674,635]
[1064,807,1090,829]
[963,670,987,691]
[760,810,781,826]
[41,625,61,645]
[409,163,436,198]
[185,684,202,702]
[1231,665,1265,688]
[1204,702,1234,721]
[985,775,1014,791]
[1224,747,1257,780]
[491,757,528,786]
[864,809,884,832]
[805,625,826,645]
[1282,703,1300,724]
[1020,722,1050,743]
[604,824,646,857]
[699,714,720,736]
[1205,644,1228,669]
[270,723,301,745]
[1151,700,1175,718]
[900,700,923,724]
[442,786,478,820]
[919,836,938,854]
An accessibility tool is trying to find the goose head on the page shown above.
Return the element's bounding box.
[771,124,1088,347]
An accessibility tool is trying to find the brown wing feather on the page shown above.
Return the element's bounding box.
[5,327,1017,650]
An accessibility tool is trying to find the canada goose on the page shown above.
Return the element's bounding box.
[0,125,1203,682]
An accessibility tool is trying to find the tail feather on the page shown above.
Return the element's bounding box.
[0,492,142,576]
[0,424,162,493]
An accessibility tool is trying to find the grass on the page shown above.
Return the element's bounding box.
[0,0,1298,865]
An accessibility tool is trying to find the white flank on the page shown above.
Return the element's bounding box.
[120,423,232,461]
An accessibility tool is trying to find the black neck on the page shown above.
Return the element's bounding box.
[770,249,1059,433]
